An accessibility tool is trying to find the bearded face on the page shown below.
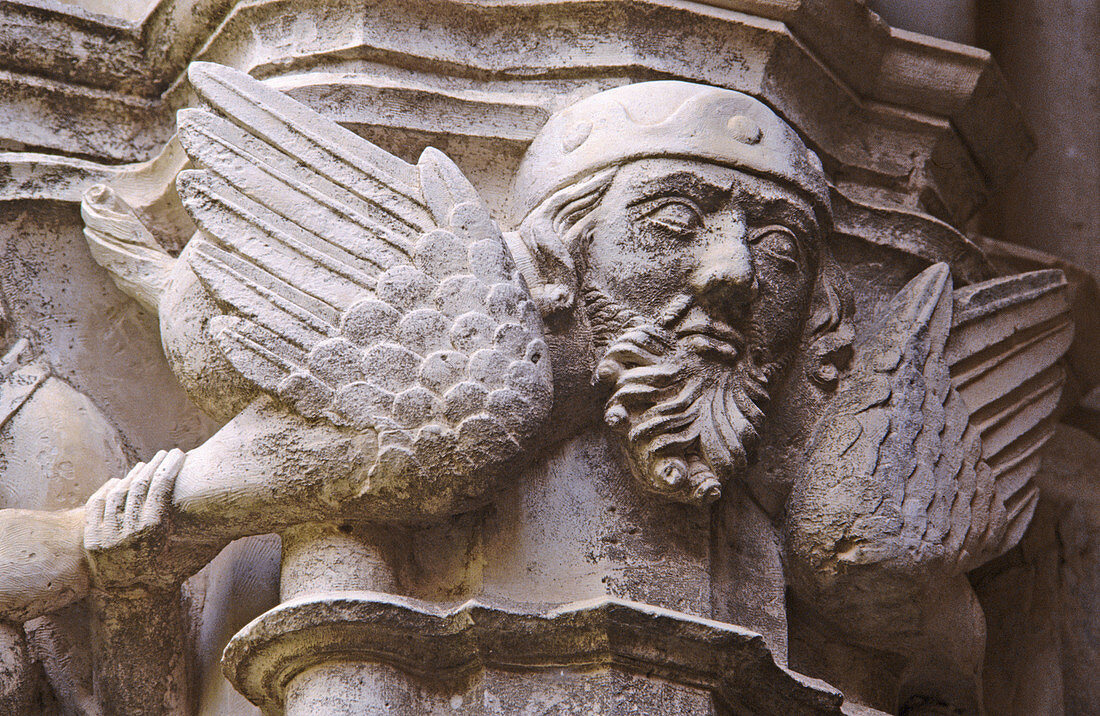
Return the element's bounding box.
[576,159,820,505]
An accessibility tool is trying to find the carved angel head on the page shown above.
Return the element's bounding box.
[510,82,853,505]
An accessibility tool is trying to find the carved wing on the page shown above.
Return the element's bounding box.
[786,263,1071,578]
[944,268,1072,561]
[174,62,552,495]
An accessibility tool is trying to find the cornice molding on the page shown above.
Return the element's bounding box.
[0,0,1024,277]
[0,0,1030,171]
[222,592,848,715]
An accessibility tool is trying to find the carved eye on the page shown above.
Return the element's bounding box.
[641,199,704,238]
[751,226,801,270]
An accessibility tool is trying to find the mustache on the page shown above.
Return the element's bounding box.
[585,286,751,364]
[584,284,775,506]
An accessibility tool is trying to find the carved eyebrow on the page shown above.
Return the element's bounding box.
[742,193,816,235]
[625,170,731,209]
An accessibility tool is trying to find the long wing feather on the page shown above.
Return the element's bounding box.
[185,61,431,232]
[944,269,1071,564]
[178,109,414,269]
[173,62,553,512]
[178,171,378,312]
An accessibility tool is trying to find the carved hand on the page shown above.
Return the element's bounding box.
[83,449,191,593]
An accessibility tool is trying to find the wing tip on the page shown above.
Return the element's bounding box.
[174,169,219,217]
[187,61,242,93]
[880,261,954,340]
[953,268,1071,327]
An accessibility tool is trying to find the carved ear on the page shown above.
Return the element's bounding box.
[515,216,578,319]
[805,248,855,390]
[512,167,618,320]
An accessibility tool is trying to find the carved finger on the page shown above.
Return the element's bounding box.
[123,452,167,530]
[102,474,134,528]
[141,450,170,479]
[141,449,185,526]
[84,476,122,544]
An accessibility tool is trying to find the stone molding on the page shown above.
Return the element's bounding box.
[1,0,1029,223]
[0,0,1025,286]
[222,592,846,715]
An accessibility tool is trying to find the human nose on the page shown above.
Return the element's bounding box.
[690,224,757,310]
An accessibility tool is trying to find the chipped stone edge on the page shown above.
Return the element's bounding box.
[221,592,846,716]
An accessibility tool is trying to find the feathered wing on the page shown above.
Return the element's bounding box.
[174,62,552,500]
[785,263,1071,581]
[944,268,1071,564]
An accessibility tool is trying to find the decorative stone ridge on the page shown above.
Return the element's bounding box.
[4,1,1027,226]
[222,593,845,716]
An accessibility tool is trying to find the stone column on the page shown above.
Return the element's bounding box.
[976,0,1100,278]
[223,434,843,715]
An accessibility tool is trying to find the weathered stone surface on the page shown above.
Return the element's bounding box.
[971,425,1100,716]
[0,2,1094,715]
[224,593,844,715]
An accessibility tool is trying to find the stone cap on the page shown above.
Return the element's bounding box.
[511,81,831,228]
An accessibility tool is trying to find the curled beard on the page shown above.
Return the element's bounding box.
[585,285,782,506]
